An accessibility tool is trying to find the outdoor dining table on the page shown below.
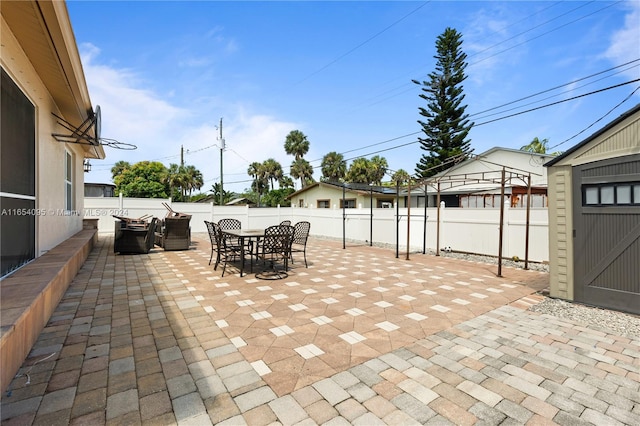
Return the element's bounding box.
[222,228,265,277]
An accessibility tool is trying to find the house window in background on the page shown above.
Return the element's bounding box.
[340,198,356,208]
[317,199,330,208]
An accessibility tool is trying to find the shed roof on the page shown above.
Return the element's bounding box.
[544,103,640,167]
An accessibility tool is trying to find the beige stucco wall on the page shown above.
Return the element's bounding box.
[1,17,84,256]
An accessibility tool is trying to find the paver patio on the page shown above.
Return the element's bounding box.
[1,235,638,425]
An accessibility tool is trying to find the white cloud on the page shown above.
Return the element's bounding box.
[80,43,300,193]
[178,108,302,193]
[80,43,188,154]
[463,4,520,84]
[604,1,640,80]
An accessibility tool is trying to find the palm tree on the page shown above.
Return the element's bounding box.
[391,169,411,187]
[370,155,388,185]
[167,163,186,200]
[279,176,294,189]
[284,130,310,160]
[251,176,269,207]
[247,161,263,181]
[262,158,283,190]
[110,160,131,181]
[183,165,203,198]
[321,151,347,182]
[345,158,371,183]
[290,158,313,189]
[210,183,234,205]
[248,161,268,201]
[520,137,549,154]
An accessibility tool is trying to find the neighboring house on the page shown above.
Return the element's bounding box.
[286,181,399,209]
[1,1,105,277]
[403,147,553,208]
[545,103,640,315]
[226,197,256,207]
[84,182,116,197]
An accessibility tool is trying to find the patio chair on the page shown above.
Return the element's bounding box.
[218,218,249,252]
[256,224,294,279]
[290,221,311,267]
[155,216,191,250]
[279,220,291,226]
[211,221,242,276]
[204,220,219,266]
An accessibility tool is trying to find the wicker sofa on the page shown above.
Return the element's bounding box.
[114,218,157,254]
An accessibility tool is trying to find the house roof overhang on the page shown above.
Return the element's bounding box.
[2,0,105,159]
[285,181,398,200]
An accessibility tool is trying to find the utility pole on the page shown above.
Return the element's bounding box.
[217,118,225,206]
[180,145,184,167]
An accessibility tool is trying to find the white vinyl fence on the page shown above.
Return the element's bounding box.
[85,196,549,262]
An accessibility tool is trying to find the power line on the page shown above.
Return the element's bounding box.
[470,59,640,118]
[305,76,640,167]
[475,79,640,126]
[319,79,640,167]
[358,1,569,107]
[468,1,620,68]
[308,131,420,164]
[548,86,640,151]
[296,1,431,85]
[465,1,595,63]
[221,81,638,189]
[472,63,639,121]
[361,1,621,110]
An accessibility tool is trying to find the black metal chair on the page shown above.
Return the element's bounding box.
[256,224,294,279]
[290,221,311,267]
[211,221,242,276]
[204,220,218,266]
[279,220,291,226]
[218,218,244,250]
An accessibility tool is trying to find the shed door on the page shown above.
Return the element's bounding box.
[573,154,640,314]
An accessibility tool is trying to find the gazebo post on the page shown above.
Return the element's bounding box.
[436,182,441,256]
[395,181,400,259]
[406,183,411,260]
[342,184,346,250]
[525,173,532,270]
[423,183,427,254]
[498,167,506,277]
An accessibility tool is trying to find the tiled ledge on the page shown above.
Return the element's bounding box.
[0,229,97,393]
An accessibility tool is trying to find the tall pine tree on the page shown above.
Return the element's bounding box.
[413,27,473,178]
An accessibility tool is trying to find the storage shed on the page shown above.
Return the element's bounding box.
[545,103,640,314]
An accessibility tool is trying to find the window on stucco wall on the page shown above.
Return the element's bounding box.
[65,150,74,211]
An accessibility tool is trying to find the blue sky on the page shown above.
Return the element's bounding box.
[68,1,640,194]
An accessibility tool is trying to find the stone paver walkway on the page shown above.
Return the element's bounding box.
[1,236,638,425]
